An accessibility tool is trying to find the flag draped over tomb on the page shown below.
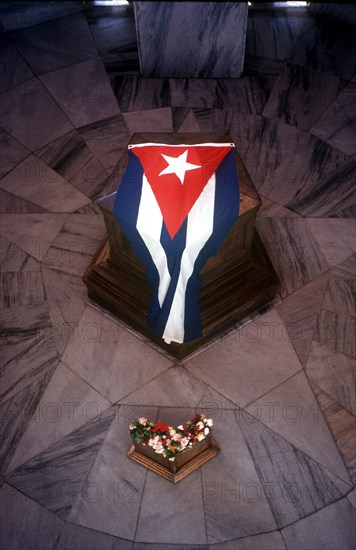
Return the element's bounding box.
[113,142,239,344]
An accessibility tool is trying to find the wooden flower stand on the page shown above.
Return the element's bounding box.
[128,434,220,483]
[83,132,279,360]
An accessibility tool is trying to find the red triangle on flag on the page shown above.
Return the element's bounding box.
[131,145,233,239]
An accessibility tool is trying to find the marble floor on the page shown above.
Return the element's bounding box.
[1,5,356,550]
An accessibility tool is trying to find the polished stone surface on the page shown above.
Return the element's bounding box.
[1,5,355,549]
[134,2,247,78]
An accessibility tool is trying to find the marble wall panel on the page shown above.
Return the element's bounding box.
[310,81,356,156]
[134,2,247,78]
[262,63,344,131]
[84,2,139,73]
[169,78,217,109]
[255,217,328,298]
[290,15,356,80]
[9,12,97,75]
[0,271,45,308]
[77,115,130,172]
[0,128,29,178]
[0,2,83,31]
[113,75,170,112]
[0,235,41,272]
[39,58,120,128]
[215,76,277,114]
[0,78,73,151]
[35,131,110,199]
[0,35,33,93]
[0,188,48,214]
[0,155,90,212]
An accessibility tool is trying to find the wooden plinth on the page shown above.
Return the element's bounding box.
[83,133,279,360]
[128,438,220,483]
[84,229,278,360]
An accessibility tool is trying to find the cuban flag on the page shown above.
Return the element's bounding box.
[113,142,239,344]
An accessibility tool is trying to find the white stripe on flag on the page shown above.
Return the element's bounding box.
[162,174,216,344]
[136,175,171,307]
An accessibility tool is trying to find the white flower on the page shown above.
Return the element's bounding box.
[204,427,210,435]
[196,433,205,441]
[138,417,147,424]
[172,433,181,441]
[206,418,213,427]
[155,447,165,454]
[177,425,183,430]
[129,424,135,430]
[180,437,189,447]
[169,429,176,436]
[196,421,204,430]
[168,457,176,461]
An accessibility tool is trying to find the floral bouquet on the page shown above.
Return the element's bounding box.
[129,414,213,461]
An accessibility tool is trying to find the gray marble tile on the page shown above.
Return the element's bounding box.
[85,2,139,74]
[314,309,355,359]
[35,131,110,199]
[312,383,356,485]
[207,532,286,550]
[77,115,129,172]
[133,544,207,550]
[170,78,216,109]
[0,234,41,272]
[246,371,350,482]
[0,78,73,151]
[310,81,356,156]
[0,155,90,212]
[257,196,300,218]
[193,108,233,135]
[282,497,356,550]
[240,412,346,528]
[307,219,356,267]
[176,108,202,133]
[243,55,286,77]
[256,217,329,298]
[54,521,133,550]
[229,112,263,158]
[0,188,48,214]
[288,158,356,217]
[113,75,170,113]
[41,266,86,356]
[323,279,356,317]
[0,302,59,401]
[347,488,356,510]
[0,213,68,261]
[0,127,29,178]
[200,407,277,544]
[0,35,34,93]
[41,213,105,297]
[0,483,64,550]
[68,405,155,540]
[74,202,101,215]
[333,202,356,218]
[8,361,111,473]
[0,271,45,308]
[6,406,116,519]
[0,369,54,474]
[263,63,344,131]
[186,309,301,409]
[122,107,173,134]
[9,12,98,75]
[331,254,356,281]
[277,273,329,366]
[120,365,215,407]
[244,118,353,215]
[61,306,173,403]
[215,76,277,114]
[306,341,356,416]
[134,2,247,78]
[39,58,120,128]
[290,16,356,80]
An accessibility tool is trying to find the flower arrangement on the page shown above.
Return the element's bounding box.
[129,414,213,461]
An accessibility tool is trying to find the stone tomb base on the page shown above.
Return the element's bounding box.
[83,133,279,360]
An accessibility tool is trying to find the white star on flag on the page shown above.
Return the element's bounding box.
[159,150,201,185]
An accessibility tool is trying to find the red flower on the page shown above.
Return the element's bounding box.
[152,422,170,433]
